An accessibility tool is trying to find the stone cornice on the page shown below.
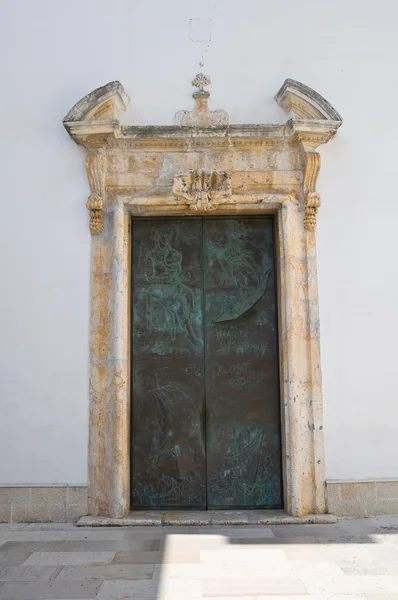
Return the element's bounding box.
[63,120,339,152]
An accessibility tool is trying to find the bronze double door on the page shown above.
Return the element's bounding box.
[131,216,282,510]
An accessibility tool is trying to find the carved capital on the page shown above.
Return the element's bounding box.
[85,149,107,234]
[172,170,232,211]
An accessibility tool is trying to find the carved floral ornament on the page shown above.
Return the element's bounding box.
[172,169,232,211]
[63,77,342,234]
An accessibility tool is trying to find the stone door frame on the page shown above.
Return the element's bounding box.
[63,77,342,518]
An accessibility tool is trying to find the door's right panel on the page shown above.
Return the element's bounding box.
[204,217,282,509]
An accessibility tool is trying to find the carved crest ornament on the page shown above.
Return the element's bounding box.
[172,169,232,211]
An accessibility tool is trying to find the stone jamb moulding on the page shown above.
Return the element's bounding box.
[63,78,342,518]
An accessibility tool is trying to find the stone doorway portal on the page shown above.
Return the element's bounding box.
[63,76,342,519]
[131,216,282,510]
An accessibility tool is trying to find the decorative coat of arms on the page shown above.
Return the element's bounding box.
[172,169,232,211]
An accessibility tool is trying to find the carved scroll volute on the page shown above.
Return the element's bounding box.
[302,150,321,232]
[85,149,107,235]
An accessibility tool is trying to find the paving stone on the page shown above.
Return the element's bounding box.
[112,551,163,564]
[0,566,60,582]
[96,579,161,599]
[300,574,398,595]
[159,577,202,599]
[202,575,307,595]
[98,577,202,599]
[204,597,258,600]
[289,559,345,577]
[271,523,349,538]
[110,537,164,551]
[154,562,293,579]
[0,540,123,553]
[365,595,398,600]
[339,559,398,576]
[141,538,162,551]
[194,535,230,549]
[0,579,101,599]
[0,552,32,568]
[340,518,381,533]
[124,525,215,536]
[23,523,78,531]
[198,526,274,538]
[0,530,125,542]
[200,547,289,566]
[372,516,398,528]
[257,597,366,600]
[122,528,171,539]
[228,535,321,546]
[284,544,378,562]
[0,518,397,598]
[23,552,115,566]
[55,563,154,580]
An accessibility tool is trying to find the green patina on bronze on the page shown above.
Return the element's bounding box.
[131,217,282,509]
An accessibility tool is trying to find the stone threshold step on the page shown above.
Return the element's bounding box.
[77,510,337,527]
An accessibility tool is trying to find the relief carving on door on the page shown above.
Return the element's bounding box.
[144,225,202,349]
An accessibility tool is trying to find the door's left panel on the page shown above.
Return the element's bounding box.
[131,219,206,509]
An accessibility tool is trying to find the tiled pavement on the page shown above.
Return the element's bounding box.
[0,518,398,599]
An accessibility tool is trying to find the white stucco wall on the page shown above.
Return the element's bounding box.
[0,0,397,484]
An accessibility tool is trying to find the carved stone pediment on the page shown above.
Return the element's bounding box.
[172,169,232,211]
[64,75,342,233]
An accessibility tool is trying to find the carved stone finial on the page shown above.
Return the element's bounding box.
[172,170,232,211]
[192,73,211,92]
[304,192,321,231]
[85,149,107,234]
[175,75,228,127]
